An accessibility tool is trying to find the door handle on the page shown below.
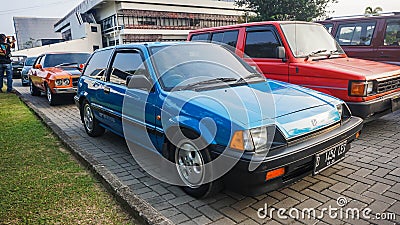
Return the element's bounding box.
[103,86,111,94]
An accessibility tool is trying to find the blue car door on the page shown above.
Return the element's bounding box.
[80,49,114,126]
[104,49,159,150]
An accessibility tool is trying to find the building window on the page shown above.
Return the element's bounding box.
[91,26,98,32]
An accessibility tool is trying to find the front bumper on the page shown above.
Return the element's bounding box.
[346,91,400,119]
[53,87,77,94]
[211,116,363,196]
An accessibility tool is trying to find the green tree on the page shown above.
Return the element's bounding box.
[235,0,338,22]
[364,6,383,16]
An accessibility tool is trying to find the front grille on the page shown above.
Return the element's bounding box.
[72,77,80,87]
[287,122,340,146]
[377,76,400,94]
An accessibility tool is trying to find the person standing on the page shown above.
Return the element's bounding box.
[0,33,13,93]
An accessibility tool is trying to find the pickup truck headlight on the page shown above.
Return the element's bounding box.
[230,126,268,153]
[349,80,375,97]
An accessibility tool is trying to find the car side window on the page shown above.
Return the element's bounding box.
[37,56,45,67]
[336,22,376,46]
[323,23,333,33]
[244,30,280,58]
[109,51,147,86]
[34,56,43,67]
[190,33,210,42]
[384,19,400,46]
[211,30,239,48]
[83,49,113,80]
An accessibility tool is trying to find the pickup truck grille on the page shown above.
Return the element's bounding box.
[377,76,400,94]
[72,77,80,87]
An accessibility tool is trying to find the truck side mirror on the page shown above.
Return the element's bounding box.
[277,46,286,61]
[127,75,152,92]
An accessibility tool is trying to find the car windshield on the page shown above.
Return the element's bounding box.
[44,53,90,68]
[281,23,345,58]
[11,56,26,65]
[150,43,262,91]
[24,57,36,66]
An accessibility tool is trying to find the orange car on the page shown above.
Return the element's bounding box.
[29,52,90,105]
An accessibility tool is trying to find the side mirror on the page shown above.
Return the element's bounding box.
[35,64,42,70]
[127,75,152,92]
[277,46,286,60]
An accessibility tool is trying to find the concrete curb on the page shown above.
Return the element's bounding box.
[16,92,173,225]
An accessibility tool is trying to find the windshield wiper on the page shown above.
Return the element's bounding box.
[326,50,343,58]
[236,73,264,84]
[305,49,327,61]
[178,77,237,90]
[55,62,78,67]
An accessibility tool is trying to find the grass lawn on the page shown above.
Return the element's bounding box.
[0,93,135,224]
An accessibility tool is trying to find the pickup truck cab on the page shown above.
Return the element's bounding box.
[188,21,400,120]
[75,42,362,197]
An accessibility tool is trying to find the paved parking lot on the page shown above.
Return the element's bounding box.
[13,80,399,225]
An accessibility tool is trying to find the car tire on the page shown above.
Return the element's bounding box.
[45,84,59,106]
[21,80,29,87]
[29,80,41,96]
[171,130,223,198]
[81,100,105,137]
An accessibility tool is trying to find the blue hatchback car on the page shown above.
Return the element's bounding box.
[75,42,363,197]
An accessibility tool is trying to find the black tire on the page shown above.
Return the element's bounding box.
[45,84,59,106]
[29,80,41,96]
[81,100,105,137]
[171,130,223,198]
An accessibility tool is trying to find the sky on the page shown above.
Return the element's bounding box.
[0,0,399,36]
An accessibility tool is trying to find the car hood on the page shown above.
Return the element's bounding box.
[168,80,342,139]
[46,67,82,76]
[308,57,400,79]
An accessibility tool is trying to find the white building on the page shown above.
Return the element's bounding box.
[54,0,244,47]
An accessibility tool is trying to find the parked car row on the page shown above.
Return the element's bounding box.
[188,20,400,120]
[21,18,400,198]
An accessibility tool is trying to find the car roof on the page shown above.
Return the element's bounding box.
[189,21,321,34]
[321,13,400,23]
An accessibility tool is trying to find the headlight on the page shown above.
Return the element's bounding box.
[336,104,343,118]
[349,80,375,97]
[337,103,352,121]
[55,79,63,86]
[63,78,70,86]
[366,81,374,95]
[230,126,269,152]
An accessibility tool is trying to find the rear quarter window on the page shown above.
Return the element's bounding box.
[384,19,400,46]
[335,22,376,46]
[190,33,210,42]
[211,30,239,48]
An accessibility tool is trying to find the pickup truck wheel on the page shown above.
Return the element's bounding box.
[46,84,58,106]
[82,100,105,137]
[172,133,222,198]
[29,80,41,96]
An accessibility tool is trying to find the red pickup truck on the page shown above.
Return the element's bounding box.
[188,21,400,120]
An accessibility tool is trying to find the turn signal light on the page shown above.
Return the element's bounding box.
[230,131,244,151]
[350,82,366,96]
[266,167,285,181]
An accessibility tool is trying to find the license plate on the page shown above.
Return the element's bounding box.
[391,95,400,112]
[313,141,347,175]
